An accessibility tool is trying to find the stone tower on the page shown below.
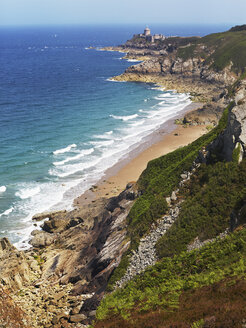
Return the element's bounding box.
[144,27,151,36]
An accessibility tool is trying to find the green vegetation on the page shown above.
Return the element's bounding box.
[156,158,246,258]
[107,104,232,291]
[230,25,246,32]
[191,319,205,328]
[177,30,246,74]
[33,254,44,267]
[177,44,200,61]
[95,228,246,325]
[95,26,246,327]
[227,71,246,98]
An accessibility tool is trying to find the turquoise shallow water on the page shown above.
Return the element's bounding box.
[0,24,230,247]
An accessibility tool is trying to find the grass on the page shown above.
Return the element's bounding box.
[93,278,246,328]
[156,158,246,258]
[128,35,199,50]
[94,227,246,326]
[177,30,246,75]
[106,103,232,291]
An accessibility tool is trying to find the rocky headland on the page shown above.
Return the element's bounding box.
[1,26,246,327]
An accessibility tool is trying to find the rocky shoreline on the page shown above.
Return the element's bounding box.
[0,184,139,327]
[103,34,235,125]
[1,30,246,327]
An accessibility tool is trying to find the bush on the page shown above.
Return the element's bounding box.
[107,104,232,289]
[156,159,246,258]
[95,228,246,323]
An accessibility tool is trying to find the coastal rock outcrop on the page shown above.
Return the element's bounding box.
[2,27,246,327]
[0,183,139,327]
[119,49,236,87]
[11,183,138,325]
[205,85,246,162]
[0,237,37,291]
[0,285,31,328]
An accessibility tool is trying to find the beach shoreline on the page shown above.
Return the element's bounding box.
[74,101,207,207]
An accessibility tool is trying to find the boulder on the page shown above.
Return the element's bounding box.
[171,191,177,201]
[30,230,56,248]
[69,314,87,323]
[166,197,171,206]
[0,237,13,254]
[32,210,67,221]
[0,238,32,290]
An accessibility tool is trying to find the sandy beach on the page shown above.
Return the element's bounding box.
[74,103,208,206]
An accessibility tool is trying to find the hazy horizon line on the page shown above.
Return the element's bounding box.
[0,22,236,28]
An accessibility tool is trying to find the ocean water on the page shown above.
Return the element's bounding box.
[0,24,230,248]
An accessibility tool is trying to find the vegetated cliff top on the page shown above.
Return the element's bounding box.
[177,28,246,74]
[229,24,246,32]
[94,100,246,326]
[125,26,246,76]
[126,34,199,49]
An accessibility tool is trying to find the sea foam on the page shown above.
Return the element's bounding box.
[50,157,102,178]
[0,207,14,217]
[110,114,138,121]
[53,148,94,166]
[53,144,77,155]
[15,186,40,199]
[5,88,191,250]
[90,139,114,147]
[0,186,6,193]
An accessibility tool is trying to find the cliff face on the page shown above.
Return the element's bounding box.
[0,184,138,327]
[118,28,246,87]
[0,237,37,291]
[92,28,246,328]
[206,80,246,162]
[93,94,246,328]
[119,49,236,87]
[1,27,246,328]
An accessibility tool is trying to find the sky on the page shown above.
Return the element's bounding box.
[0,0,246,26]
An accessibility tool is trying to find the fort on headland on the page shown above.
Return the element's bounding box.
[134,27,166,43]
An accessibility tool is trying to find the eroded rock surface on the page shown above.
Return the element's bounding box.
[0,184,137,327]
[0,237,37,291]
[0,286,31,328]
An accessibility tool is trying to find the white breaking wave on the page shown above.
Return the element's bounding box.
[130,120,145,127]
[15,186,40,199]
[53,143,77,155]
[93,133,113,139]
[49,157,102,178]
[110,114,138,121]
[0,207,14,217]
[127,59,142,62]
[155,93,172,99]
[90,139,114,147]
[106,78,127,83]
[53,148,94,166]
[0,186,6,193]
[8,88,192,251]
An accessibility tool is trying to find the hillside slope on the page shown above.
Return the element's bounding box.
[94,97,246,328]
[1,25,246,328]
[93,26,246,326]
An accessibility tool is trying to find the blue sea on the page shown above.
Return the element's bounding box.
[0,24,230,248]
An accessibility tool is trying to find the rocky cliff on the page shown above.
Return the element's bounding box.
[0,184,139,327]
[1,26,246,328]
